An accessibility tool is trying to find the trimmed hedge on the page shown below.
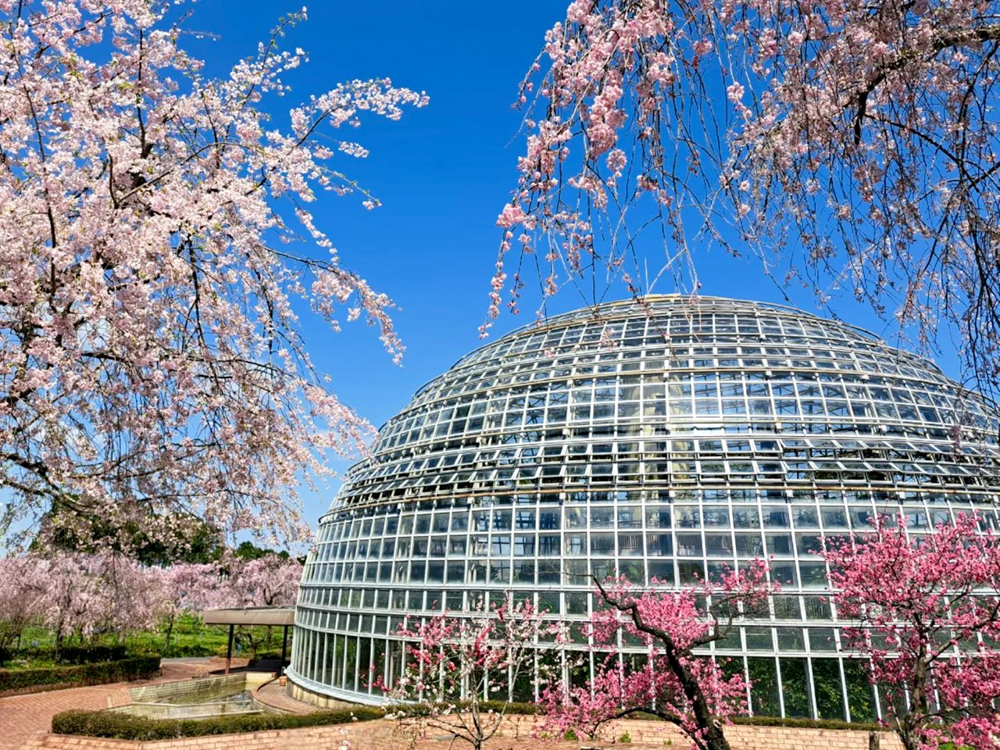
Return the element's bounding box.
[57,645,129,664]
[391,700,543,718]
[730,715,885,732]
[3,644,132,666]
[392,701,884,733]
[0,656,161,695]
[50,695,888,740]
[161,643,215,658]
[52,706,386,740]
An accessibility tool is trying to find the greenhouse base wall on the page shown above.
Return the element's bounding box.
[285,669,384,707]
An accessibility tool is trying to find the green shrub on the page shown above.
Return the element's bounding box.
[58,645,129,664]
[161,643,214,658]
[729,715,884,732]
[0,656,160,694]
[479,700,543,715]
[389,700,543,718]
[52,706,386,740]
[8,645,139,665]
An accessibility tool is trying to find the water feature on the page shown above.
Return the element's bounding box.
[110,673,286,719]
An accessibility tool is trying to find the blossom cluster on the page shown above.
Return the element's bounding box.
[539,563,775,748]
[497,0,1000,403]
[0,0,427,550]
[822,514,1000,750]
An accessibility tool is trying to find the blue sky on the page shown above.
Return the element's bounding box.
[181,1,960,531]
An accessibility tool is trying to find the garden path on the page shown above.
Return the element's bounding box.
[0,658,248,750]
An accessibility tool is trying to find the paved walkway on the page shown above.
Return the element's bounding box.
[0,659,247,750]
[252,680,317,715]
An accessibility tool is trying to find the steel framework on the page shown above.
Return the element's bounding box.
[288,296,1000,721]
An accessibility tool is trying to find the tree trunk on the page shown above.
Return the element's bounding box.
[900,657,930,750]
[701,718,732,750]
[668,652,732,750]
[164,615,175,655]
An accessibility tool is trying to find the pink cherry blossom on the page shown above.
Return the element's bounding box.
[0,1,427,551]
[378,592,564,750]
[499,0,1000,403]
[0,556,47,657]
[225,553,303,608]
[821,514,1000,750]
[541,562,777,750]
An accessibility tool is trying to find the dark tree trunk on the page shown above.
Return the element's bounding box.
[164,615,175,655]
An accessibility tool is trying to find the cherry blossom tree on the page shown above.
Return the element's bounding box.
[0,556,46,661]
[0,0,427,550]
[34,554,104,656]
[154,561,229,653]
[2,552,159,658]
[225,552,302,651]
[102,552,164,636]
[541,563,776,750]
[34,552,162,653]
[822,514,1000,750]
[227,553,302,608]
[147,553,301,654]
[378,592,563,750]
[496,0,1000,396]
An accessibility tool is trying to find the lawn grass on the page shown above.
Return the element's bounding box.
[12,614,292,662]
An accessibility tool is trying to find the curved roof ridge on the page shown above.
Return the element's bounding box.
[417,296,933,401]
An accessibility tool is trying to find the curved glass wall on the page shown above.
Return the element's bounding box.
[288,296,1000,721]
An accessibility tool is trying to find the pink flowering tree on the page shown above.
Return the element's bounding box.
[225,553,302,652]
[154,562,230,653]
[227,553,303,609]
[33,553,160,654]
[542,563,776,750]
[822,514,1000,750]
[101,553,163,637]
[34,554,106,656]
[0,0,427,551]
[495,0,1000,397]
[378,592,564,750]
[0,556,47,661]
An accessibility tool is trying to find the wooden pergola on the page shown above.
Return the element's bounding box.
[201,607,295,674]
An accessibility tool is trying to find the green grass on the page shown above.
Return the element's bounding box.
[12,614,293,662]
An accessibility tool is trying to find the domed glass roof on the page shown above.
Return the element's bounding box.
[288,296,1000,720]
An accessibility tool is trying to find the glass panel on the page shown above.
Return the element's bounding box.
[843,659,878,722]
[747,657,781,716]
[811,658,845,720]
[344,637,358,692]
[779,657,811,718]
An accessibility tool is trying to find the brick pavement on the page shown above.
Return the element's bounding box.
[0,659,248,750]
[19,715,904,750]
[4,666,904,750]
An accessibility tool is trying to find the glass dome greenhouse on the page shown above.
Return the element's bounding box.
[287,296,1000,721]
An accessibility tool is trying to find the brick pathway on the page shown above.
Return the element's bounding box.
[0,659,246,750]
[19,717,617,750]
[17,715,900,750]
